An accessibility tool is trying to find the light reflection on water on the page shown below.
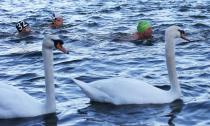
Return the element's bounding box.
[0,0,210,125]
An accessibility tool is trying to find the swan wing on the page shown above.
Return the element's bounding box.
[71,78,112,103]
[72,77,172,105]
[0,84,44,119]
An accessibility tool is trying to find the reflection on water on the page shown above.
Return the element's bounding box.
[0,0,209,125]
[167,100,184,126]
[0,113,57,126]
[74,100,184,126]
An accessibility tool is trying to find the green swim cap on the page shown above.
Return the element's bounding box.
[137,21,151,33]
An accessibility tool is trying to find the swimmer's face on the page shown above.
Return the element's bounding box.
[142,27,153,39]
[52,17,63,28]
[22,26,31,33]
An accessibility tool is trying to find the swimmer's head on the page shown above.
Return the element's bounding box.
[52,12,62,19]
[51,12,63,28]
[137,20,151,33]
[16,20,30,33]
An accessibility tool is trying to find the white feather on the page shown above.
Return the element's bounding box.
[72,26,184,105]
[0,35,60,118]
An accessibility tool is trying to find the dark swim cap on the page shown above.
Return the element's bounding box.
[16,20,29,32]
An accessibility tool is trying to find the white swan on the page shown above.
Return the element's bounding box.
[0,35,68,119]
[72,26,190,105]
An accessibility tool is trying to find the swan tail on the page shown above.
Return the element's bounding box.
[71,77,111,103]
[70,77,87,87]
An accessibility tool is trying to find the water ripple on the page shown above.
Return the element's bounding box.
[0,0,209,125]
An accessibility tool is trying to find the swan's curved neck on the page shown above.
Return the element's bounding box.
[42,43,56,113]
[165,34,181,96]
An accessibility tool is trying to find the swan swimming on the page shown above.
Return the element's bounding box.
[72,26,190,105]
[0,35,68,119]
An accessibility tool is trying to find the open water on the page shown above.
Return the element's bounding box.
[0,0,210,125]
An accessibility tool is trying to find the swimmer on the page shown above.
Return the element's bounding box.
[51,13,63,28]
[113,20,153,43]
[131,20,153,40]
[16,20,31,35]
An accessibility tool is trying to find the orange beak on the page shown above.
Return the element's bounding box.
[181,33,190,42]
[55,43,69,54]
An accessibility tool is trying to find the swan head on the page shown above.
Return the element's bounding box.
[165,26,190,42]
[43,35,69,54]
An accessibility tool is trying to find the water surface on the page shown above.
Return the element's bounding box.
[0,0,210,125]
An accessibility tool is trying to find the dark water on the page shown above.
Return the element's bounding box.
[0,0,210,125]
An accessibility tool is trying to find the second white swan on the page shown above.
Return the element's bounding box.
[72,26,190,105]
[0,35,68,119]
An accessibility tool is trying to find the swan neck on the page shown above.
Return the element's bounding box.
[165,35,181,95]
[42,44,56,113]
